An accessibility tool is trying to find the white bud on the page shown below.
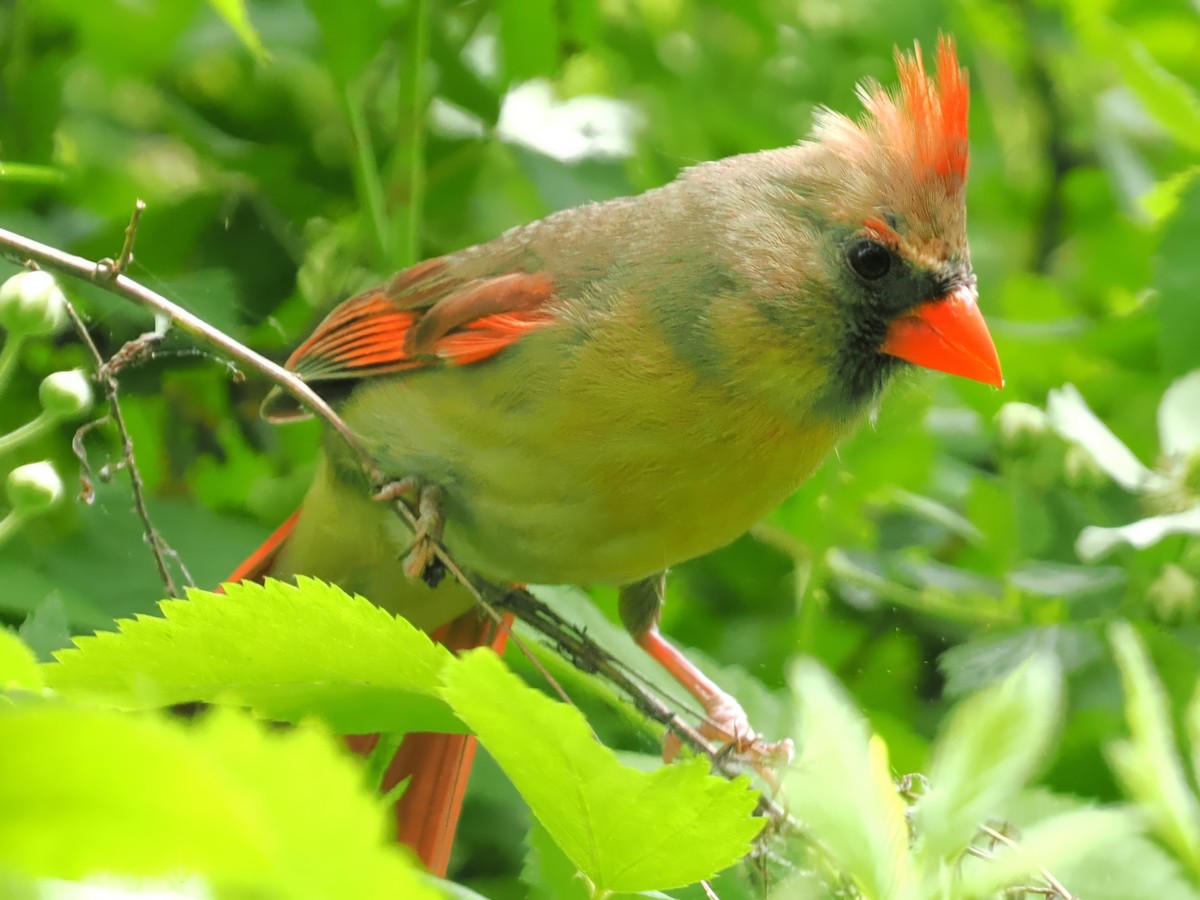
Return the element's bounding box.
[0,271,68,337]
[996,402,1049,445]
[6,461,64,515]
[39,369,94,420]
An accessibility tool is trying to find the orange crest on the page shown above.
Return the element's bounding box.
[815,35,970,193]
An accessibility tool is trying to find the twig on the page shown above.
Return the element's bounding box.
[61,299,189,597]
[978,822,1076,900]
[0,220,794,834]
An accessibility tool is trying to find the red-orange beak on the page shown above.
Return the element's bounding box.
[880,285,1003,388]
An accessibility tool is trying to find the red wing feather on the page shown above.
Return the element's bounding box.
[285,267,556,383]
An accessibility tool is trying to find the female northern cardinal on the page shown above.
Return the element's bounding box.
[229,37,1000,875]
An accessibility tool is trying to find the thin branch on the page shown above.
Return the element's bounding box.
[978,822,1076,900]
[61,300,189,597]
[0,221,794,834]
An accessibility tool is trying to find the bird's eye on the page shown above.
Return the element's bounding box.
[847,240,892,281]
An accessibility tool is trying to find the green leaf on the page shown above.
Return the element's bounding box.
[1002,789,1200,900]
[442,648,764,894]
[207,0,269,61]
[18,593,70,662]
[0,629,41,692]
[958,806,1138,899]
[497,0,559,82]
[914,654,1061,862]
[0,706,436,897]
[521,819,596,900]
[938,625,1103,697]
[45,578,462,735]
[1077,15,1200,153]
[1107,622,1200,878]
[784,659,910,899]
[1156,180,1200,379]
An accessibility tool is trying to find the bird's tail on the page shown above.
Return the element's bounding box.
[227,511,509,877]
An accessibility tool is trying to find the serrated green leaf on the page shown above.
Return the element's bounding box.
[522,819,597,900]
[784,659,909,900]
[0,629,42,693]
[442,648,764,893]
[1107,622,1200,878]
[45,578,461,735]
[914,654,1061,863]
[0,706,436,897]
[958,807,1138,898]
[207,0,268,61]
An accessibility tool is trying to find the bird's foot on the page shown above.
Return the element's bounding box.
[664,687,795,776]
[373,477,447,588]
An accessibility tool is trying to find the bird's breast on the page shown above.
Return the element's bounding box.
[341,303,846,587]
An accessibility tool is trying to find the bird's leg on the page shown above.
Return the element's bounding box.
[619,574,794,767]
[373,476,446,587]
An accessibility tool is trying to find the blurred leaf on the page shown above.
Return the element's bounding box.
[1159,371,1200,461]
[1003,789,1200,900]
[442,648,764,894]
[914,654,1061,862]
[1078,506,1200,561]
[1046,384,1160,492]
[1008,560,1124,598]
[1107,621,1200,878]
[784,659,909,899]
[939,625,1103,697]
[0,706,435,896]
[207,0,269,62]
[0,629,41,692]
[1157,181,1200,380]
[45,578,462,735]
[498,0,559,82]
[17,593,70,662]
[304,0,390,83]
[958,807,1138,898]
[1076,14,1200,154]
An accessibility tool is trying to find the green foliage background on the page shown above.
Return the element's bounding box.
[2,0,1200,897]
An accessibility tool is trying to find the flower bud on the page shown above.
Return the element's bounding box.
[6,461,64,515]
[1064,444,1107,491]
[996,402,1050,454]
[39,369,94,421]
[1147,564,1198,625]
[0,271,68,337]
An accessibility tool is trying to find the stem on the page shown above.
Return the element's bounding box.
[825,548,1016,627]
[344,84,390,264]
[0,412,55,456]
[400,0,430,267]
[0,333,25,396]
[0,510,24,547]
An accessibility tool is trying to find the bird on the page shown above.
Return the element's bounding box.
[227,35,1001,877]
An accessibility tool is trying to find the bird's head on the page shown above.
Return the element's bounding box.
[757,37,1002,419]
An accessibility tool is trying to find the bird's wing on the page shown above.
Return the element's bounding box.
[261,257,557,421]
